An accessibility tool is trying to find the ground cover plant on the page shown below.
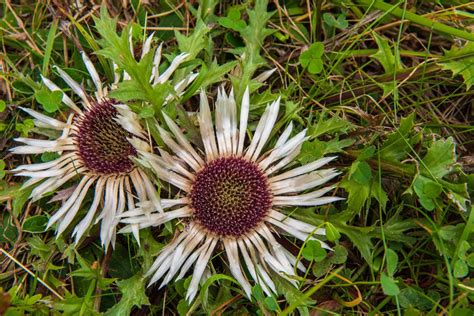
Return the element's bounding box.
[0,0,473,315]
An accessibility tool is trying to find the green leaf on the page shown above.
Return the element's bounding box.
[72,252,115,290]
[453,260,468,278]
[41,152,60,162]
[414,176,442,199]
[325,222,341,242]
[177,299,189,316]
[218,7,246,32]
[0,160,5,180]
[0,100,6,112]
[251,284,265,302]
[104,275,150,315]
[385,248,398,276]
[421,137,456,178]
[302,240,327,262]
[108,243,136,279]
[310,114,354,138]
[357,145,376,161]
[380,113,416,162]
[371,32,402,74]
[298,138,354,164]
[330,245,348,264]
[447,187,470,212]
[95,10,188,110]
[0,214,19,244]
[438,225,461,242]
[199,274,239,312]
[340,177,371,215]
[273,274,314,308]
[370,178,388,211]
[229,0,275,100]
[299,42,324,74]
[94,8,122,58]
[337,223,374,265]
[55,293,98,316]
[399,287,437,311]
[413,175,442,211]
[27,235,54,261]
[12,187,34,218]
[183,60,238,101]
[264,296,279,311]
[42,19,58,75]
[290,210,374,266]
[349,161,372,185]
[22,215,48,233]
[377,217,417,244]
[176,19,210,59]
[15,119,35,137]
[312,257,332,277]
[323,13,348,29]
[466,253,474,268]
[440,42,474,90]
[139,107,155,119]
[457,240,471,260]
[109,80,148,103]
[380,273,400,296]
[35,88,62,113]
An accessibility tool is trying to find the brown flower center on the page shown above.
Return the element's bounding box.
[190,157,272,237]
[76,100,137,175]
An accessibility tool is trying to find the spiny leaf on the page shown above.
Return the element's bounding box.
[371,32,403,74]
[336,223,374,265]
[273,274,314,308]
[325,222,341,242]
[298,138,354,163]
[440,42,474,90]
[340,175,370,216]
[175,19,210,59]
[104,274,150,315]
[349,161,372,185]
[310,114,354,137]
[228,0,275,99]
[218,7,246,32]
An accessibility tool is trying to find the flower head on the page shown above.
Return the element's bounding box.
[11,34,193,248]
[120,87,342,301]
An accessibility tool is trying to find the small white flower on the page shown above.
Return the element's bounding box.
[120,86,343,301]
[11,34,195,249]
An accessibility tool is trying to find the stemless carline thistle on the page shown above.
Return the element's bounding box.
[120,86,343,301]
[11,34,195,248]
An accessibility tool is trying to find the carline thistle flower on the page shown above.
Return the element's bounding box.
[120,86,343,301]
[11,34,194,248]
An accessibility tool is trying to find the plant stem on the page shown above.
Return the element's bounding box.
[356,0,474,41]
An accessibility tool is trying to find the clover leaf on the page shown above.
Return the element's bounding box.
[299,42,324,74]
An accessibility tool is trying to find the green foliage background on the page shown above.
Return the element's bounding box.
[0,0,473,315]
